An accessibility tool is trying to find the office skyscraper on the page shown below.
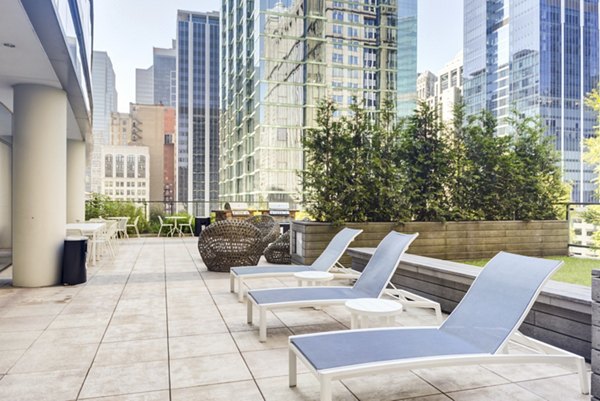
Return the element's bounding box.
[219,0,418,205]
[89,51,118,193]
[135,66,154,105]
[153,43,177,107]
[176,10,220,216]
[463,0,599,202]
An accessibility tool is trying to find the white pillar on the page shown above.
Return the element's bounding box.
[12,84,67,287]
[0,140,11,250]
[67,140,86,223]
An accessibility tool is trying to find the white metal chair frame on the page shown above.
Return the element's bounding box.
[127,215,140,238]
[178,216,194,236]
[157,216,173,237]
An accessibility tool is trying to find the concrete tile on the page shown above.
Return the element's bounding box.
[0,368,86,401]
[257,373,358,401]
[342,371,439,401]
[400,395,453,401]
[79,360,169,399]
[168,317,229,337]
[0,304,66,318]
[448,383,546,401]
[0,331,41,351]
[232,327,293,352]
[80,390,169,401]
[242,348,308,379]
[103,321,167,342]
[517,373,590,401]
[171,380,263,401]
[170,353,251,389]
[0,349,25,374]
[169,333,238,359]
[413,365,509,392]
[10,343,97,374]
[0,315,54,332]
[288,322,348,336]
[47,311,112,330]
[93,338,168,367]
[33,326,106,346]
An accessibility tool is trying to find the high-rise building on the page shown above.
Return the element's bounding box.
[129,104,177,212]
[417,52,463,122]
[136,66,154,105]
[463,0,599,202]
[90,51,118,194]
[100,145,150,206]
[176,10,220,216]
[220,0,418,205]
[135,42,177,107]
[110,112,132,146]
[153,42,177,107]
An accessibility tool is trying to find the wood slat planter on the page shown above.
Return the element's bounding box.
[290,220,568,266]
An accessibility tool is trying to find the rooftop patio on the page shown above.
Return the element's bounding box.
[0,237,589,401]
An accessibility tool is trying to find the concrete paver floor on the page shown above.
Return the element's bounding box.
[0,237,590,401]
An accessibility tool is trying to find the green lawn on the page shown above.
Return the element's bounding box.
[460,256,600,287]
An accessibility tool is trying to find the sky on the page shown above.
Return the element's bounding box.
[94,0,463,112]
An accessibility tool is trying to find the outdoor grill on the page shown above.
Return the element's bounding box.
[224,202,251,219]
[267,202,291,218]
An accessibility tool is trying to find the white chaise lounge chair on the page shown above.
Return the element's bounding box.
[288,252,589,401]
[230,228,363,302]
[246,231,418,341]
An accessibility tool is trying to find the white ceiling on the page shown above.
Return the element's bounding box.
[0,0,61,112]
[0,0,84,140]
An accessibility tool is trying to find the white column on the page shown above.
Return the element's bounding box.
[67,139,86,223]
[0,140,11,250]
[12,84,67,287]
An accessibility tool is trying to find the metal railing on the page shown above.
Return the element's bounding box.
[564,202,600,257]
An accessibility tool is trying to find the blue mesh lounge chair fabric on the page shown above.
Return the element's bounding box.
[230,228,363,302]
[246,231,418,341]
[288,252,589,401]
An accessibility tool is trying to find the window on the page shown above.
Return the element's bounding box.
[138,155,146,178]
[333,11,343,21]
[333,24,342,35]
[333,38,343,49]
[332,53,343,63]
[348,27,358,37]
[115,155,124,178]
[104,155,113,178]
[348,13,359,23]
[349,55,358,65]
[127,155,136,178]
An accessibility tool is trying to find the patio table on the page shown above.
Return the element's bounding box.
[65,222,105,266]
[165,216,186,237]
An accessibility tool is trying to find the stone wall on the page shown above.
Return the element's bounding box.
[350,249,592,360]
[291,220,569,266]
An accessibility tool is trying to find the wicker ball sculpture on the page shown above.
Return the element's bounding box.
[245,215,279,252]
[264,230,291,264]
[198,220,264,272]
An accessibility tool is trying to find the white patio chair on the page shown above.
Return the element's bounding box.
[157,215,173,237]
[230,228,363,302]
[115,218,128,239]
[288,252,589,401]
[127,215,140,238]
[246,231,418,342]
[178,216,194,236]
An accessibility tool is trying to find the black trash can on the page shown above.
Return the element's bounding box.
[194,217,211,237]
[62,236,87,285]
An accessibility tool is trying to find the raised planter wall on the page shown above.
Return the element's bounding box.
[291,220,569,266]
[351,249,592,360]
[592,270,600,399]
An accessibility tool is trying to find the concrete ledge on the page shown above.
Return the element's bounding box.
[349,248,592,360]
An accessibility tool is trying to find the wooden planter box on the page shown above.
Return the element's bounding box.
[290,220,569,266]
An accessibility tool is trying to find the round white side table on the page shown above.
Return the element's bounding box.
[345,298,403,329]
[293,271,334,287]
